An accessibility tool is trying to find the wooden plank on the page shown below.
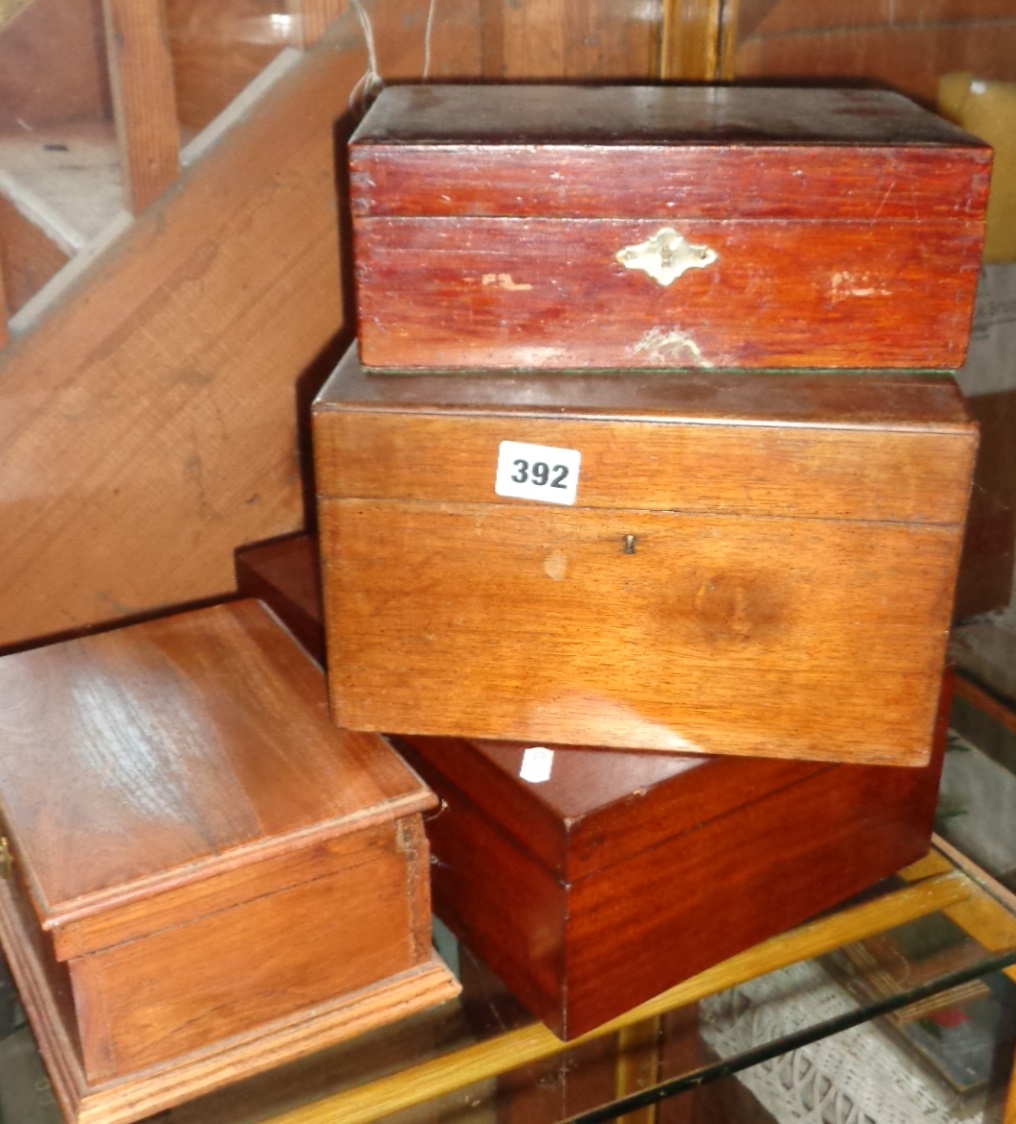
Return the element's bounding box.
[0,193,71,313]
[102,0,181,214]
[286,0,347,48]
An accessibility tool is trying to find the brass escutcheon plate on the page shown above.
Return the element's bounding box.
[615,227,718,287]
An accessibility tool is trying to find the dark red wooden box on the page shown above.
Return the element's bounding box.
[349,84,991,372]
[395,721,947,1040]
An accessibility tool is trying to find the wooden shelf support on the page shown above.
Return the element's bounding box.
[102,0,180,215]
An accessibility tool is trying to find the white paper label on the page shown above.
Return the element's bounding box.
[495,441,581,506]
[520,746,554,784]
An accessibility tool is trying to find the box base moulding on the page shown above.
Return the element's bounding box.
[0,873,458,1124]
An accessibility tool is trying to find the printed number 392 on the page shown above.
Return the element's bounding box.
[511,459,569,489]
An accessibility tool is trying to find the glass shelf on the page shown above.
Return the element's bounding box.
[2,844,1014,1124]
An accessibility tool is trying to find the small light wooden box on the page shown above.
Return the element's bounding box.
[350,85,990,371]
[0,600,458,1124]
[313,348,976,765]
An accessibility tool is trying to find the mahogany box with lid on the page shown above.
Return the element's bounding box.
[0,600,458,1124]
[349,84,991,372]
[312,347,976,765]
[395,712,948,1039]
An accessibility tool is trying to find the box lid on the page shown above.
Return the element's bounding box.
[397,736,829,884]
[313,348,977,527]
[350,85,991,221]
[0,601,434,949]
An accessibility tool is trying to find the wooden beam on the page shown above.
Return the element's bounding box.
[102,0,180,215]
[661,0,738,81]
[286,0,348,49]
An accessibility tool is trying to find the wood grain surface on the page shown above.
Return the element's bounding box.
[102,0,181,214]
[393,737,828,882]
[314,360,974,763]
[0,597,458,1117]
[354,214,985,370]
[398,715,946,1038]
[0,600,432,927]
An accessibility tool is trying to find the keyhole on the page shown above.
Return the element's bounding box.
[623,534,637,555]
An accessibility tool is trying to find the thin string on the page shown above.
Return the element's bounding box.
[349,0,384,111]
[422,0,438,79]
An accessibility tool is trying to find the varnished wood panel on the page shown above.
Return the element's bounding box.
[102,0,181,214]
[0,601,432,927]
[318,409,973,523]
[399,721,945,1038]
[733,0,1016,103]
[350,85,988,371]
[71,826,421,1080]
[397,738,827,882]
[355,215,984,370]
[0,597,458,1121]
[322,497,959,762]
[0,195,71,314]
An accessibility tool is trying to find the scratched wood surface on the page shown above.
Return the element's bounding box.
[350,85,989,371]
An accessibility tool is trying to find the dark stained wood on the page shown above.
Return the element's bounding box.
[397,695,948,1038]
[349,85,990,370]
[0,600,457,1120]
[235,534,326,663]
[313,351,975,764]
[354,215,984,371]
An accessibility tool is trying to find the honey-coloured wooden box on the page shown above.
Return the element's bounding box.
[0,600,458,1124]
[349,84,991,372]
[395,710,948,1040]
[313,349,976,765]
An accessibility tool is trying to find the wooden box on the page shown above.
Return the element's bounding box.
[0,600,458,1124]
[349,85,991,372]
[395,711,948,1040]
[313,348,976,765]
